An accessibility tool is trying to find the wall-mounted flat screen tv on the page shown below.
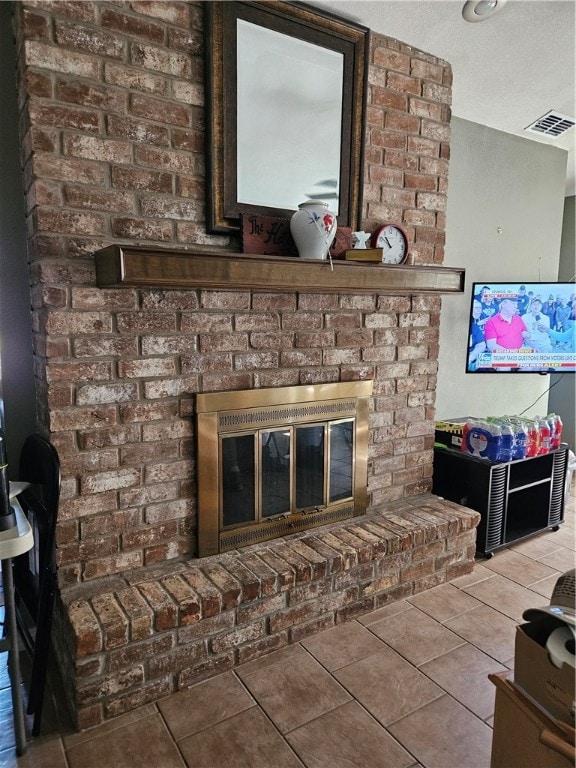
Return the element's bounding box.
[466,282,576,373]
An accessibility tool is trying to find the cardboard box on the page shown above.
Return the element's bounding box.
[514,621,575,727]
[490,672,575,768]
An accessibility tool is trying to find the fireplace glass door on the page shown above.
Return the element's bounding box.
[261,429,291,518]
[221,418,354,530]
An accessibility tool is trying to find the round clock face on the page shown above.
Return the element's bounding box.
[372,224,408,264]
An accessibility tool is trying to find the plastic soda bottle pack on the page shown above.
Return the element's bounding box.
[460,413,563,463]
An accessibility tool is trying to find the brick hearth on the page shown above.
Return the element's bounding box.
[55,495,479,729]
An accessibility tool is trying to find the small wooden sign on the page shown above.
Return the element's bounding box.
[330,227,353,259]
[240,213,296,257]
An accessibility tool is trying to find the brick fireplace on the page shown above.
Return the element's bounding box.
[8,1,479,730]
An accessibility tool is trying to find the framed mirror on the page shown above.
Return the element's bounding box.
[205,1,368,235]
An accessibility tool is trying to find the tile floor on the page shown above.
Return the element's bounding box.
[1,489,574,768]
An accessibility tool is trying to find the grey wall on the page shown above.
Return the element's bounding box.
[548,195,576,450]
[436,118,569,424]
[558,196,575,266]
[0,3,36,473]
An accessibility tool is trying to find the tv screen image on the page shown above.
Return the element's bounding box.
[466,282,576,373]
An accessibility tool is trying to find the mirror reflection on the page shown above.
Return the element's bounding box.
[237,20,343,213]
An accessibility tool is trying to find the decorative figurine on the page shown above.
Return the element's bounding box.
[352,231,370,249]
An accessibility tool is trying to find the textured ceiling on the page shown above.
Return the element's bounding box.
[310,0,576,196]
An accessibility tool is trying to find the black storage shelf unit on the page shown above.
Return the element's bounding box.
[432,444,568,557]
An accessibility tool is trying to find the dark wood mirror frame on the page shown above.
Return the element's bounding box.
[205,1,369,235]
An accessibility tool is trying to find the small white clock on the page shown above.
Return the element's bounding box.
[371,224,409,264]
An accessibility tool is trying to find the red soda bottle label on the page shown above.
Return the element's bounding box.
[550,414,563,450]
[525,422,539,457]
[538,419,550,455]
[461,422,471,454]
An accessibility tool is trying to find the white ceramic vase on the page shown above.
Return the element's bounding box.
[290,200,337,260]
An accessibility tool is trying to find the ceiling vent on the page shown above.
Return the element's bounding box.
[525,110,575,139]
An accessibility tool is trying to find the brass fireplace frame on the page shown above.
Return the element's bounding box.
[196,381,373,556]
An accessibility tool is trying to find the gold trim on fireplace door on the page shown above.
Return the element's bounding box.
[196,381,373,556]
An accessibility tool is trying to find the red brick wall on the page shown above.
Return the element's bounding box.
[11,1,452,587]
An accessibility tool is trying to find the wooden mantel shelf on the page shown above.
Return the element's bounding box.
[94,244,465,294]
